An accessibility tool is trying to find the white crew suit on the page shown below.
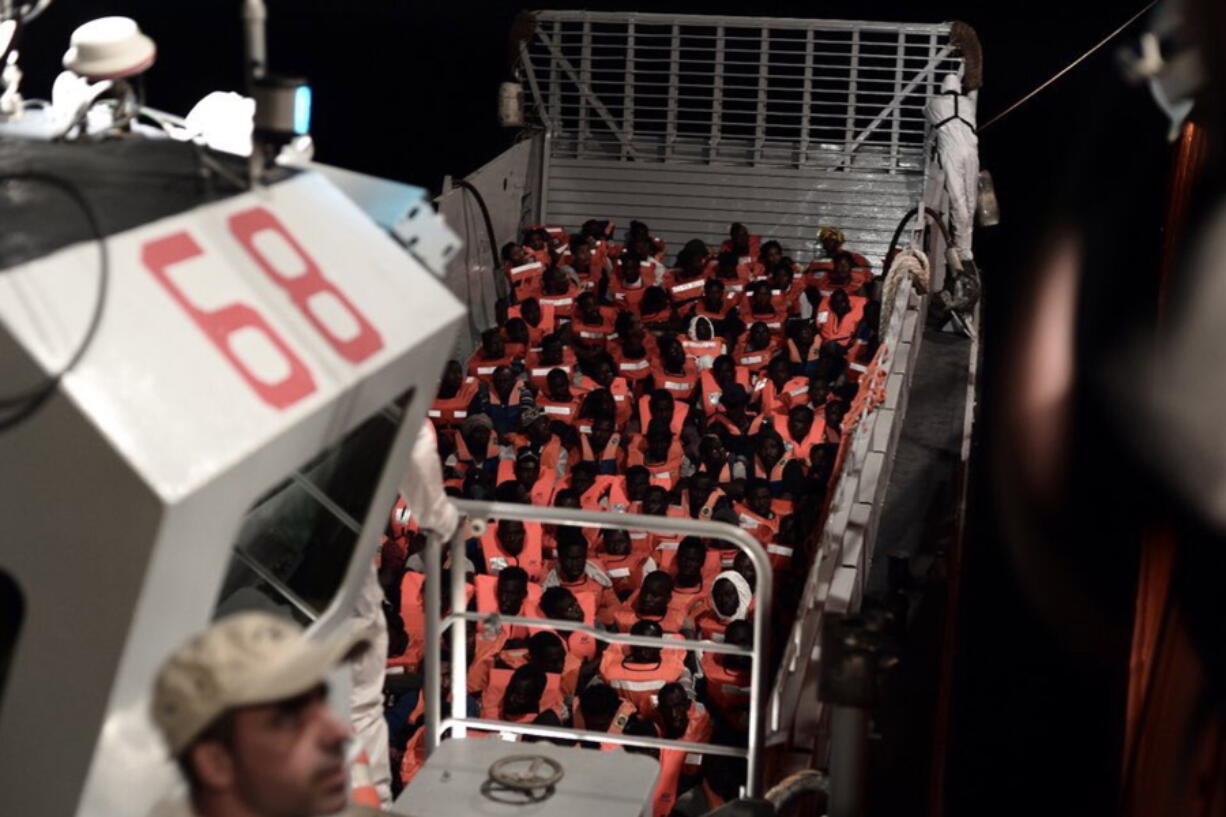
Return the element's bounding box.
[925,73,979,260]
[349,421,459,806]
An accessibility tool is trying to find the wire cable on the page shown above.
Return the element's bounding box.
[979,0,1158,132]
[0,171,109,432]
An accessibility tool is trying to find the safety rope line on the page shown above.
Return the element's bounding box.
[979,0,1159,132]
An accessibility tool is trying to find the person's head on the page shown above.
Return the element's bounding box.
[589,415,616,453]
[570,460,598,496]
[543,265,569,294]
[502,665,547,718]
[699,435,728,470]
[675,537,708,583]
[579,683,623,733]
[832,251,855,283]
[502,241,528,266]
[648,388,676,422]
[620,253,643,284]
[570,235,593,268]
[733,550,757,590]
[692,315,715,342]
[540,336,564,367]
[628,220,652,243]
[703,277,726,311]
[716,249,739,278]
[788,405,815,443]
[440,359,464,393]
[497,519,527,555]
[677,239,710,276]
[546,368,571,400]
[491,366,516,402]
[152,613,366,816]
[770,261,794,291]
[505,317,530,346]
[540,586,585,622]
[729,222,750,253]
[481,328,506,358]
[723,620,753,672]
[557,535,589,582]
[527,631,567,674]
[637,572,673,617]
[621,322,647,355]
[720,383,750,415]
[830,287,851,317]
[640,285,669,316]
[553,490,581,512]
[825,399,846,429]
[523,408,552,444]
[760,239,783,267]
[756,430,784,467]
[577,291,600,321]
[645,418,674,462]
[711,354,735,386]
[495,479,529,505]
[642,484,670,516]
[625,465,652,502]
[749,321,771,348]
[601,528,631,556]
[795,321,816,351]
[622,715,661,759]
[520,297,542,327]
[819,226,844,257]
[687,472,715,513]
[579,388,615,424]
[750,280,774,311]
[628,618,665,663]
[496,567,529,615]
[589,353,616,386]
[525,228,548,250]
[662,338,686,371]
[461,414,494,453]
[656,682,692,739]
[745,478,773,517]
[767,354,791,386]
[713,576,741,618]
[514,450,541,488]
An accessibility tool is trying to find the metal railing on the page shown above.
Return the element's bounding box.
[518,11,961,170]
[422,499,775,796]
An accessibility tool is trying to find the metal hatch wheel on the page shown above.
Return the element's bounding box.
[483,754,565,805]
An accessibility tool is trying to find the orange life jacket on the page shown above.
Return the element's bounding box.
[428,376,479,429]
[599,638,689,717]
[807,266,873,296]
[735,503,792,570]
[720,235,762,257]
[397,571,427,672]
[732,338,779,373]
[613,346,655,384]
[597,550,657,598]
[613,590,692,635]
[467,350,518,381]
[480,521,545,581]
[681,337,726,366]
[474,573,543,642]
[626,437,686,490]
[537,392,582,425]
[538,282,580,319]
[507,302,557,347]
[650,359,700,401]
[815,294,868,346]
[700,650,752,731]
[757,375,811,417]
[480,667,565,721]
[637,397,690,436]
[525,352,577,391]
[609,260,658,311]
[663,269,709,304]
[573,306,619,349]
[506,260,545,298]
[756,412,825,462]
[698,367,751,416]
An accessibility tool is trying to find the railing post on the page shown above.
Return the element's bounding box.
[548,20,562,138]
[890,31,905,174]
[799,26,813,167]
[845,28,860,157]
[449,526,468,739]
[754,27,769,166]
[423,528,443,752]
[579,19,591,156]
[665,24,679,161]
[623,20,635,161]
[710,25,723,164]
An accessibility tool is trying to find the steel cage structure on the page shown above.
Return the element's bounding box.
[421,499,775,797]
[516,10,963,268]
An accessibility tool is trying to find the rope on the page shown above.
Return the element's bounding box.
[979,0,1158,132]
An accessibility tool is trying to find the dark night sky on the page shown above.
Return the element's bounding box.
[10,2,1174,814]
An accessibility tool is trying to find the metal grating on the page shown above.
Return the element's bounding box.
[517,11,961,268]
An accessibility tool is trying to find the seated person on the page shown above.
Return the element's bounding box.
[502,317,531,360]
[813,226,871,270]
[612,323,657,387]
[523,226,553,266]
[693,435,746,487]
[600,619,693,716]
[649,338,700,402]
[627,418,686,491]
[815,288,869,350]
[754,354,809,417]
[689,275,738,328]
[476,518,545,581]
[575,683,636,745]
[502,241,544,299]
[490,664,554,723]
[732,321,779,373]
[698,354,751,416]
[609,251,657,312]
[699,620,753,732]
[637,387,691,437]
[710,249,750,299]
[740,280,788,336]
[572,291,620,351]
[808,249,873,296]
[508,297,557,350]
[664,240,712,306]
[574,415,624,475]
[537,367,582,426]
[657,537,722,614]
[542,530,618,626]
[562,234,609,291]
[467,327,519,381]
[707,385,757,460]
[539,585,598,662]
[448,413,499,477]
[526,332,577,390]
[574,352,633,422]
[429,359,481,435]
[720,221,761,259]
[680,471,729,521]
[480,365,532,438]
[682,316,726,371]
[735,479,786,570]
[502,407,566,477]
[596,528,659,600]
[494,448,555,507]
[693,571,754,642]
[655,681,713,780]
[787,322,824,379]
[613,570,690,634]
[637,285,675,332]
[538,265,581,319]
